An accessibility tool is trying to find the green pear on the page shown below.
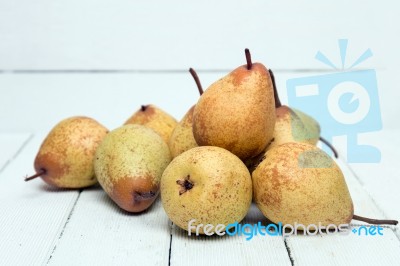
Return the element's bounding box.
[124,104,178,144]
[94,124,171,213]
[293,107,320,142]
[161,146,252,234]
[252,142,353,226]
[26,116,108,188]
[192,49,276,160]
[267,105,320,151]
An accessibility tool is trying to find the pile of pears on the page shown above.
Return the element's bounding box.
[26,49,397,234]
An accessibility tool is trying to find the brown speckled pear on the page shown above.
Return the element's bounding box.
[29,116,108,188]
[192,49,275,160]
[161,146,252,234]
[94,124,171,213]
[124,104,177,143]
[252,142,354,226]
[168,106,198,158]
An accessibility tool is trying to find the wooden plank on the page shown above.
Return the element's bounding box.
[0,133,31,171]
[47,191,171,265]
[0,132,79,265]
[284,157,400,266]
[0,72,222,132]
[1,70,398,134]
[0,0,397,70]
[170,203,292,266]
[337,129,400,229]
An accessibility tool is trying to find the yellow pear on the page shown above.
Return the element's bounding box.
[252,142,353,226]
[94,124,171,212]
[161,146,252,234]
[169,106,198,158]
[168,68,203,158]
[26,116,108,188]
[124,104,177,143]
[192,49,276,160]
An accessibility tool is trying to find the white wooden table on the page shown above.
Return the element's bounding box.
[1,1,399,265]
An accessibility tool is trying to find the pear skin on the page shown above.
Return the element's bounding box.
[124,104,178,143]
[94,124,171,213]
[267,106,320,151]
[168,106,198,158]
[161,146,252,234]
[252,142,353,226]
[193,59,275,160]
[32,116,108,188]
[292,108,320,144]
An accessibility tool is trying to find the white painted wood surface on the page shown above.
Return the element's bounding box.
[0,133,79,266]
[0,133,31,171]
[0,72,399,266]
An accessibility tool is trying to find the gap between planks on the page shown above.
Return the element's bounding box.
[0,133,34,174]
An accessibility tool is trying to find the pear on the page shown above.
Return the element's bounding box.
[161,146,252,234]
[252,142,353,226]
[94,124,171,212]
[26,116,108,188]
[169,106,198,158]
[124,104,177,144]
[192,49,276,160]
[267,106,320,151]
[168,68,203,158]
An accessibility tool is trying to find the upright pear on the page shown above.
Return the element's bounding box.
[26,116,108,188]
[253,142,353,226]
[124,104,177,144]
[94,124,171,212]
[192,49,276,160]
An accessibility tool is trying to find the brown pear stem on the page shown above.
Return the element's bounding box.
[269,69,281,108]
[189,68,203,95]
[319,137,338,158]
[25,169,46,182]
[353,214,398,226]
[141,105,148,111]
[245,48,252,70]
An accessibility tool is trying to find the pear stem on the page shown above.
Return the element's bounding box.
[245,48,252,70]
[189,68,203,95]
[269,69,281,108]
[25,169,46,182]
[141,105,148,111]
[353,214,398,226]
[319,137,338,158]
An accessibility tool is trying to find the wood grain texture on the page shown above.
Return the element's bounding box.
[336,129,400,235]
[284,156,400,266]
[47,191,171,265]
[0,133,79,265]
[1,70,398,134]
[0,0,398,70]
[170,204,292,266]
[0,133,31,171]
